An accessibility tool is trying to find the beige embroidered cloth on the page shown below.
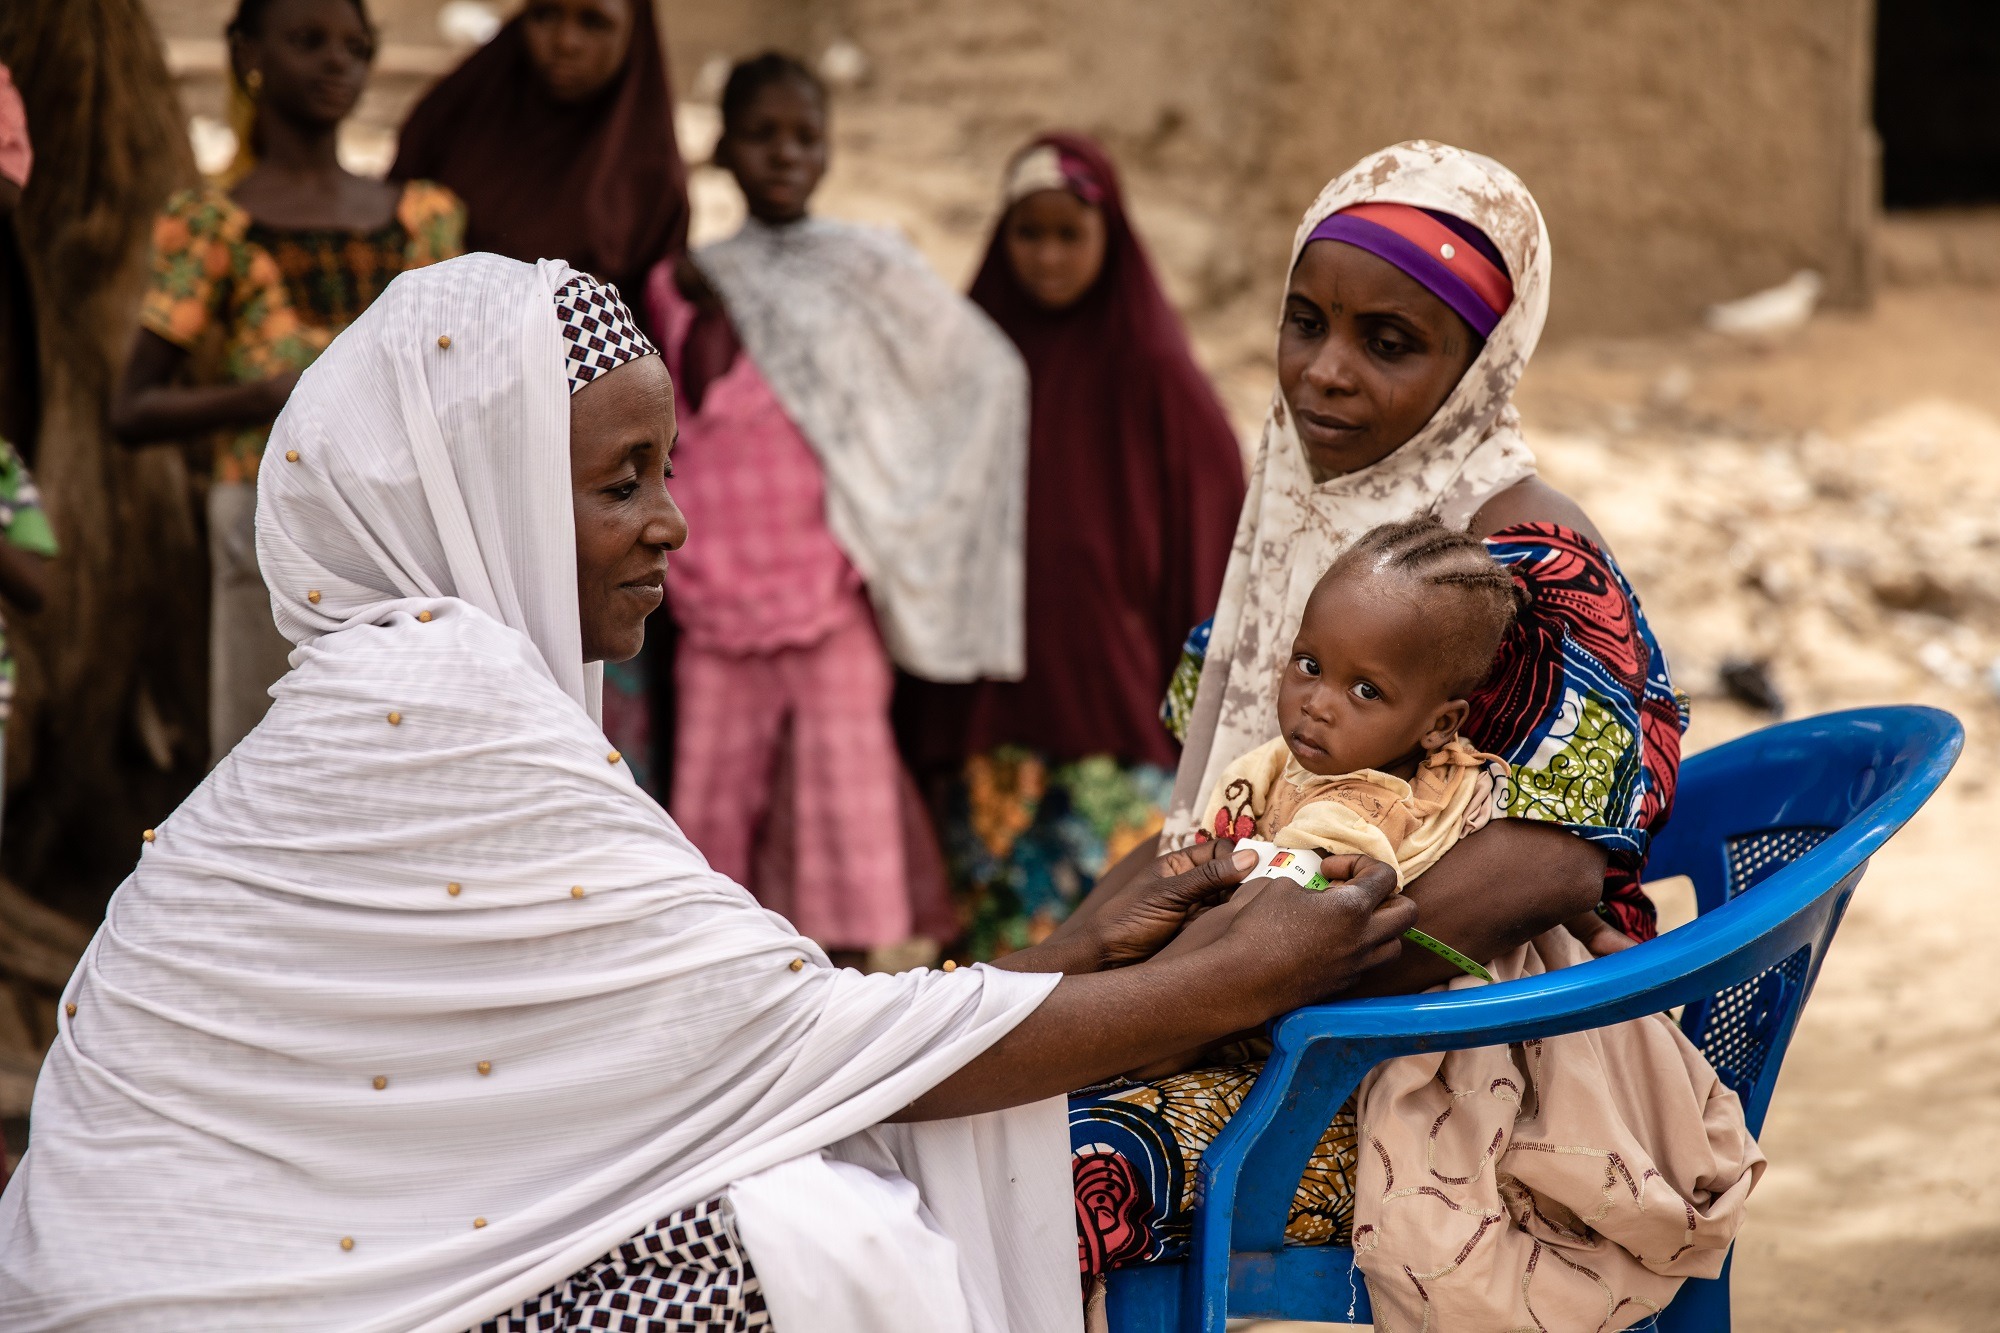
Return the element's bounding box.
[1353,928,1765,1331]
[1164,142,1548,845]
[1198,737,1502,887]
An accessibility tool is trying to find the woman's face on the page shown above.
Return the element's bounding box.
[1277,239,1482,482]
[233,0,375,129]
[1003,189,1107,311]
[522,0,633,105]
[717,78,829,225]
[570,356,686,664]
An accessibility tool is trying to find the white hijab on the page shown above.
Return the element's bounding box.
[1165,142,1551,843]
[696,216,1029,682]
[0,255,1076,1333]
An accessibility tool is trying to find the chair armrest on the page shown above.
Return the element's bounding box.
[1204,852,1864,1260]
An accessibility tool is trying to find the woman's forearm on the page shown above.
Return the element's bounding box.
[894,856,1414,1120]
[110,379,287,445]
[0,545,49,613]
[110,329,294,446]
[894,950,1269,1120]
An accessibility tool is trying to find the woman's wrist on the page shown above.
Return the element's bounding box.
[986,928,1104,976]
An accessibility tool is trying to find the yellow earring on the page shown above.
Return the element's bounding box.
[245,68,264,95]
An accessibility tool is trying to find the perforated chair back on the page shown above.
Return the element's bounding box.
[1104,707,1961,1333]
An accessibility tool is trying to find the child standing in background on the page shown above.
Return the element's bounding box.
[645,53,1025,964]
[110,0,463,765]
[904,133,1247,958]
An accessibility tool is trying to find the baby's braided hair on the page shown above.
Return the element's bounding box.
[1326,516,1522,696]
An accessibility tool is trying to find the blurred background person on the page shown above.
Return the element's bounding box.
[904,134,1246,959]
[109,0,463,763]
[391,0,687,786]
[0,63,55,869]
[390,0,686,303]
[647,53,1024,967]
[0,60,27,218]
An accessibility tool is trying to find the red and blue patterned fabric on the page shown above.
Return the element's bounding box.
[1469,522,1687,941]
[1070,520,1685,1278]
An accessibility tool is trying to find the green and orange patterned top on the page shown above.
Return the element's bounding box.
[0,435,57,728]
[140,180,464,483]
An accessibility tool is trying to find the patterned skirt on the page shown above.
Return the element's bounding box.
[478,1196,769,1333]
[1068,1063,1358,1277]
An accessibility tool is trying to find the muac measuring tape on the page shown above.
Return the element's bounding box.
[1236,840,1494,984]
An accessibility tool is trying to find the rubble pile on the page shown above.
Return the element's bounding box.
[1531,395,2000,765]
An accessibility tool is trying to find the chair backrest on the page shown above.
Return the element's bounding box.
[1641,707,1959,1132]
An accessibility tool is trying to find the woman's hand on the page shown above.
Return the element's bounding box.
[995,839,1256,976]
[1210,854,1413,1014]
[1070,839,1261,969]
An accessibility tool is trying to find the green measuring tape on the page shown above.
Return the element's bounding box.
[1303,874,1494,983]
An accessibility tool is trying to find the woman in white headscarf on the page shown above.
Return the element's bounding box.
[0,252,1416,1333]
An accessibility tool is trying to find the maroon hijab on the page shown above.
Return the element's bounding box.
[389,0,687,296]
[954,133,1246,768]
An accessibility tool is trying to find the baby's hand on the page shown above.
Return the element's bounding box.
[1564,909,1636,957]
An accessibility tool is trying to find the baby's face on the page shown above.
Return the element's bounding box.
[1277,571,1462,777]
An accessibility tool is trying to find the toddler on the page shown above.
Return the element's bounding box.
[1164,517,1519,970]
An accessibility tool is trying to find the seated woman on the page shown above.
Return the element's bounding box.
[0,253,1418,1332]
[1068,141,1708,1304]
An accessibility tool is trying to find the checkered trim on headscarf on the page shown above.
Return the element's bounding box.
[553,273,658,395]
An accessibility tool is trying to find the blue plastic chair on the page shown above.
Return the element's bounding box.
[1105,705,1962,1332]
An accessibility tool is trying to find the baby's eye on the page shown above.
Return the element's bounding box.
[1350,680,1381,702]
[1293,653,1321,679]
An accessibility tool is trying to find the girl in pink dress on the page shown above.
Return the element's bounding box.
[647,54,1026,962]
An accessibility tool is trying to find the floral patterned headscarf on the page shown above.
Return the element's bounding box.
[1163,140,1553,842]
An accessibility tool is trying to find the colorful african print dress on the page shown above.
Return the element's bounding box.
[141,180,465,763]
[1068,521,1686,1278]
[140,180,465,484]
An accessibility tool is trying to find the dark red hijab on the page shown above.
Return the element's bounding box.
[389,0,687,296]
[952,133,1246,768]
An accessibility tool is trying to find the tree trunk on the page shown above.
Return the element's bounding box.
[0,0,208,924]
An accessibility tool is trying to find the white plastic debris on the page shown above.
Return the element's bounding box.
[819,39,870,89]
[187,115,237,177]
[438,1,503,48]
[1704,270,1822,338]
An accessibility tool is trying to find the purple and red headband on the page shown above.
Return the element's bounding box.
[1306,203,1514,337]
